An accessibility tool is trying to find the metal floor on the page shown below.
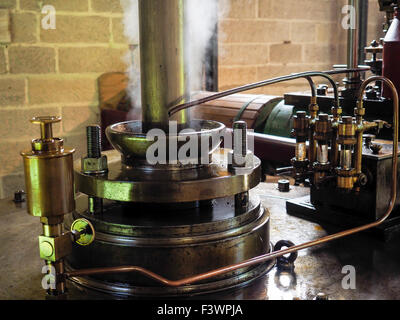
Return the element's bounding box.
[1,182,400,300]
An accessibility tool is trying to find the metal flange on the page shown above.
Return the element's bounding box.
[74,149,261,203]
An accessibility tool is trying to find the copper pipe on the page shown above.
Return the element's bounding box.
[169,71,338,117]
[305,77,317,97]
[355,77,397,176]
[65,76,397,289]
[168,68,370,117]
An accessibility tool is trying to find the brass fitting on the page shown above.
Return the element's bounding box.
[291,111,310,183]
[21,116,75,217]
[313,114,333,186]
[292,111,309,161]
[331,106,342,121]
[21,116,95,297]
[308,97,319,119]
[336,116,357,190]
[354,105,366,118]
[292,111,309,140]
[314,113,332,142]
[39,234,72,262]
[337,116,357,145]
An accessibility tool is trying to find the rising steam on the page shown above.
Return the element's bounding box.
[120,0,230,113]
[185,0,230,92]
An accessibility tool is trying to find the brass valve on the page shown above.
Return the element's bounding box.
[71,218,95,246]
[31,116,60,140]
[29,116,66,153]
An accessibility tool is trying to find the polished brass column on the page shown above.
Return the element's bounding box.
[139,0,188,131]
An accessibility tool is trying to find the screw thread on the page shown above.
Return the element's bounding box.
[87,125,101,158]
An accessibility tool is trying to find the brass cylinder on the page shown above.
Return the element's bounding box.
[21,117,75,217]
[293,111,309,162]
[139,0,188,130]
[336,117,357,190]
[22,151,75,217]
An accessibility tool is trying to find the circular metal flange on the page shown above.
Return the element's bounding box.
[75,149,261,203]
[64,200,271,296]
[71,195,262,238]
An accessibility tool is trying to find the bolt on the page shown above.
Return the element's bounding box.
[86,125,102,159]
[13,190,25,203]
[232,121,249,211]
[86,125,104,215]
[233,121,247,157]
[278,180,290,192]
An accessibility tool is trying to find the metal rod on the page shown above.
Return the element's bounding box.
[347,0,360,80]
[139,0,188,130]
[168,68,369,117]
[358,0,369,64]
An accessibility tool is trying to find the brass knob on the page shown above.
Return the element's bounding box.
[71,218,95,246]
[31,116,61,140]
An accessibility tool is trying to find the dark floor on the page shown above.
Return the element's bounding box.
[1,182,400,300]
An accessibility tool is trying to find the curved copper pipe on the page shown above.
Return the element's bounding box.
[168,68,369,117]
[168,71,338,117]
[65,76,397,288]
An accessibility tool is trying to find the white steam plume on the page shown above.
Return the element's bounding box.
[120,0,141,117]
[120,0,230,113]
[185,0,230,93]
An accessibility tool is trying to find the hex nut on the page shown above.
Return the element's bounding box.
[81,155,108,174]
[228,151,255,175]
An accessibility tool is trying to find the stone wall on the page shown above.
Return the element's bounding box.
[0,0,131,198]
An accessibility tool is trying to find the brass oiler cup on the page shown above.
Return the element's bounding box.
[21,116,75,217]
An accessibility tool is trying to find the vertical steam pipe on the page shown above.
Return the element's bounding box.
[138,0,188,131]
[347,0,359,73]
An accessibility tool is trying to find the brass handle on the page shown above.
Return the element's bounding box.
[30,116,61,140]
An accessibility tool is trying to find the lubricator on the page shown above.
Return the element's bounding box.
[21,116,95,297]
[21,116,75,217]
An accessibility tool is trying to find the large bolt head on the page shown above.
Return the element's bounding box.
[81,155,108,174]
